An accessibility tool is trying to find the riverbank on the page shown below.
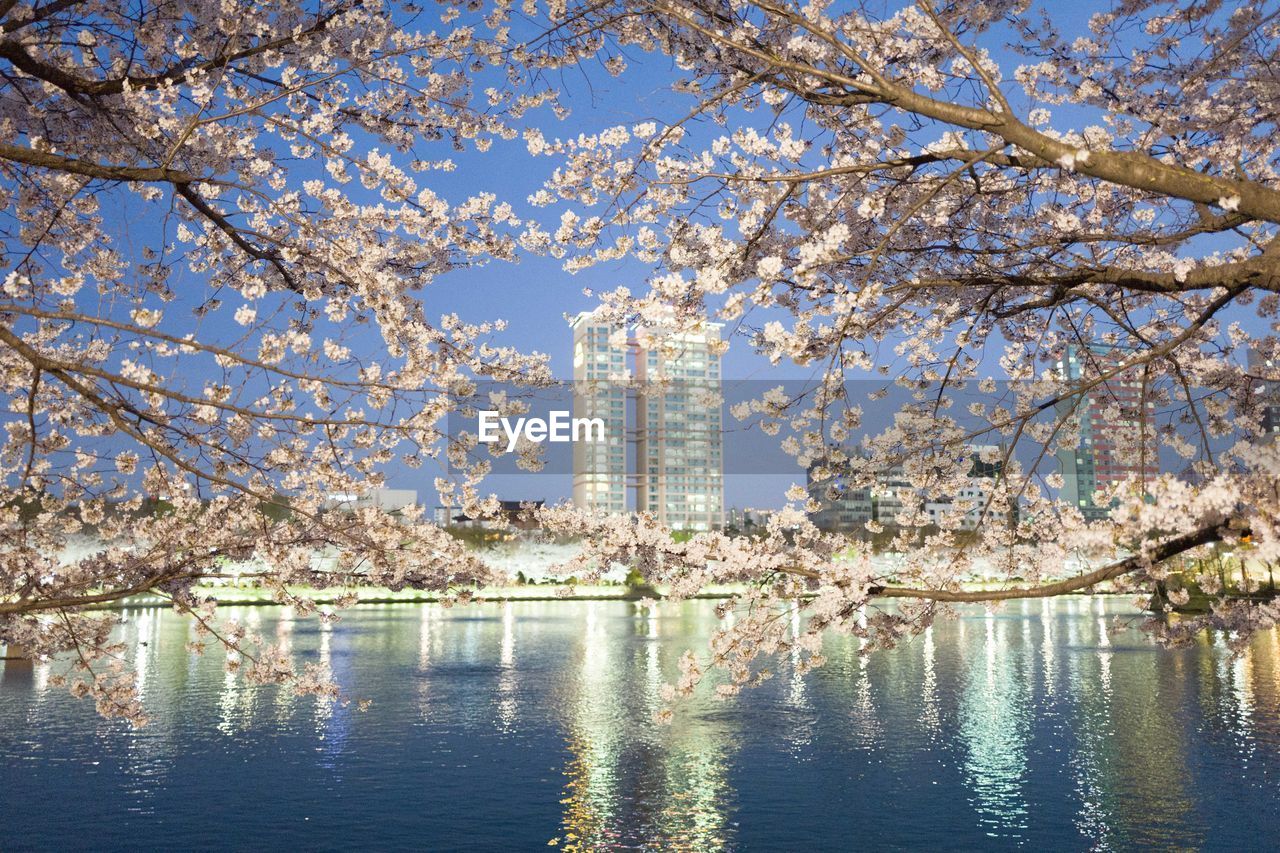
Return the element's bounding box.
[85,582,733,610]
[82,578,1137,610]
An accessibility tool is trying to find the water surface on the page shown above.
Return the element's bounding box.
[2,598,1278,850]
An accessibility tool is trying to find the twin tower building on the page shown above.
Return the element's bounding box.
[568,310,725,531]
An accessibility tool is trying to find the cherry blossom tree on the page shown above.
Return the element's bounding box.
[0,0,558,722]
[3,0,1280,724]
[507,0,1280,705]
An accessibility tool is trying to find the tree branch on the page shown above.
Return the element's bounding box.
[867,522,1233,602]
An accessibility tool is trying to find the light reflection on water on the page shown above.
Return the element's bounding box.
[3,597,1279,850]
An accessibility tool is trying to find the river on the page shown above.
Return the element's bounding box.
[2,597,1278,850]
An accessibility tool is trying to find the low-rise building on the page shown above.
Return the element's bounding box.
[809,446,1007,533]
[325,488,418,514]
[806,462,874,534]
[450,499,546,530]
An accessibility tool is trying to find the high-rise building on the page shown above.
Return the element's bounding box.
[569,311,629,514]
[569,310,725,530]
[1248,349,1280,440]
[1056,344,1159,520]
[634,324,724,532]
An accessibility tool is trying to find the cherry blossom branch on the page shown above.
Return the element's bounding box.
[868,522,1234,602]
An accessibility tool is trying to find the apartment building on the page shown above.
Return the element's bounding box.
[1055,344,1159,520]
[1249,348,1280,440]
[808,448,1004,533]
[569,312,629,515]
[568,310,724,530]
